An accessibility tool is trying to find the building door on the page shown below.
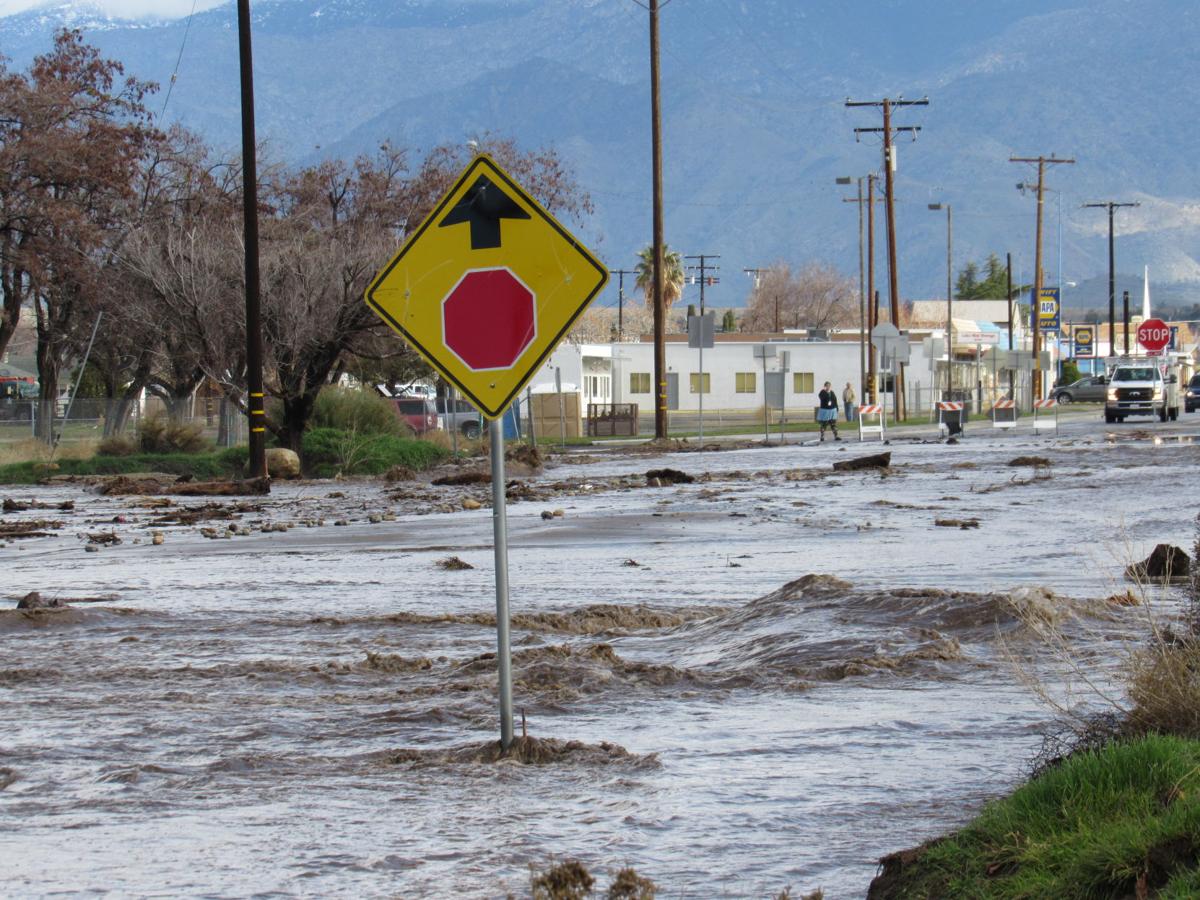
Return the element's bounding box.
[666,373,679,410]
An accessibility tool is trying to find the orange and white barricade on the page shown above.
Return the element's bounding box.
[857,404,885,442]
[991,398,1018,429]
[1032,397,1058,434]
[936,401,966,436]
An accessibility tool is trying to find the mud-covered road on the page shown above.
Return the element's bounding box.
[2,418,1196,896]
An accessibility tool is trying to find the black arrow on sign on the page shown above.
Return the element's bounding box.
[438,174,530,250]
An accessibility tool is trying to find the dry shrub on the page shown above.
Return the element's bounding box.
[606,868,656,899]
[530,860,594,900]
[1125,635,1200,739]
[136,415,209,454]
[97,434,136,457]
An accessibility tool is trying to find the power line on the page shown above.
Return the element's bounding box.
[159,0,200,122]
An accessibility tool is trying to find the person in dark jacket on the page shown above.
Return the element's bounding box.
[817,381,840,441]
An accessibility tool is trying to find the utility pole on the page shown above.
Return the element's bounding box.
[611,269,636,341]
[847,96,928,420]
[1010,154,1074,401]
[237,0,267,479]
[1082,201,1139,361]
[928,202,952,399]
[1122,290,1131,355]
[1006,252,1015,398]
[684,255,720,315]
[646,0,668,439]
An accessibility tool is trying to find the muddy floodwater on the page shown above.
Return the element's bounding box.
[2,421,1196,896]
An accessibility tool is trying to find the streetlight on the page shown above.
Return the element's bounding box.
[927,202,952,399]
[838,176,867,399]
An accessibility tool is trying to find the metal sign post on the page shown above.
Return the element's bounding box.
[489,425,514,748]
[688,312,714,444]
[753,344,775,443]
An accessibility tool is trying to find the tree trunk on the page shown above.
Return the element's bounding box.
[217,397,231,447]
[280,390,319,453]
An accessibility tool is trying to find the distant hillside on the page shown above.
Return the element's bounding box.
[2,0,1197,310]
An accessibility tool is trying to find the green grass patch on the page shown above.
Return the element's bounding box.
[301,428,448,477]
[0,448,247,485]
[873,734,1200,899]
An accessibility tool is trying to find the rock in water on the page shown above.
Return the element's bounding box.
[832,452,891,472]
[265,448,301,479]
[1125,544,1192,582]
[16,591,66,609]
[645,468,693,485]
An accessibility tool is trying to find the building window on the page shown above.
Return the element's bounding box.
[735,372,756,393]
[630,372,651,394]
[793,372,814,393]
[689,373,711,394]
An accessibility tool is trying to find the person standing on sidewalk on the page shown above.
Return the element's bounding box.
[842,382,856,422]
[817,381,841,441]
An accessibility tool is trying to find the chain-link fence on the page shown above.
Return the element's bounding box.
[0,398,245,448]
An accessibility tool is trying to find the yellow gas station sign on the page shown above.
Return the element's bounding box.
[365,155,608,418]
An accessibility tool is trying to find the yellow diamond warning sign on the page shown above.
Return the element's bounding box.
[365,155,609,418]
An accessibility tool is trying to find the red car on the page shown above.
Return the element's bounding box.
[393,396,438,434]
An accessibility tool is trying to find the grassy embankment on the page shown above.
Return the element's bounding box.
[871,733,1200,898]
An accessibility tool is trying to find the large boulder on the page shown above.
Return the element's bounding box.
[1125,544,1192,583]
[266,448,301,479]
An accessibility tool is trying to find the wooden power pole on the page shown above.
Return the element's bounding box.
[1010,154,1074,401]
[847,97,927,420]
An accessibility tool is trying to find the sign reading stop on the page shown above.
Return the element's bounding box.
[1137,317,1171,354]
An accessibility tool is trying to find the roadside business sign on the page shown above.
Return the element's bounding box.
[957,330,1000,346]
[1073,325,1095,357]
[1137,317,1171,355]
[365,154,608,418]
[1034,287,1060,332]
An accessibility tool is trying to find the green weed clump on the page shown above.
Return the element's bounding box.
[871,734,1200,899]
[310,387,409,436]
[301,427,446,478]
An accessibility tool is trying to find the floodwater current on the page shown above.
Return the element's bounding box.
[1,424,1195,896]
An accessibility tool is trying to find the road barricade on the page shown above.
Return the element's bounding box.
[991,399,1018,430]
[1033,398,1058,434]
[937,401,966,437]
[857,404,885,442]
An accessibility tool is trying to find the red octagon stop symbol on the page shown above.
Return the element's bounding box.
[442,268,536,370]
[1137,317,1171,354]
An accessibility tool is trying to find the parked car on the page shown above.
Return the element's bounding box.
[1053,375,1108,404]
[436,396,483,439]
[393,396,438,434]
[1186,374,1200,413]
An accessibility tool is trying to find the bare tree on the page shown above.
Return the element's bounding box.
[741,261,855,333]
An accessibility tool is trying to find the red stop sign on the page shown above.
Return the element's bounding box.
[442,268,536,371]
[1137,317,1171,353]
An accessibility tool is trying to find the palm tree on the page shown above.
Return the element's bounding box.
[634,244,685,309]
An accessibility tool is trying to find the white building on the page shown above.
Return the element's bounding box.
[530,331,943,419]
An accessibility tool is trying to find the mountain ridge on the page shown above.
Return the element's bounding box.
[1,0,1196,309]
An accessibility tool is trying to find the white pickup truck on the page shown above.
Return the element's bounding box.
[1104,362,1180,423]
